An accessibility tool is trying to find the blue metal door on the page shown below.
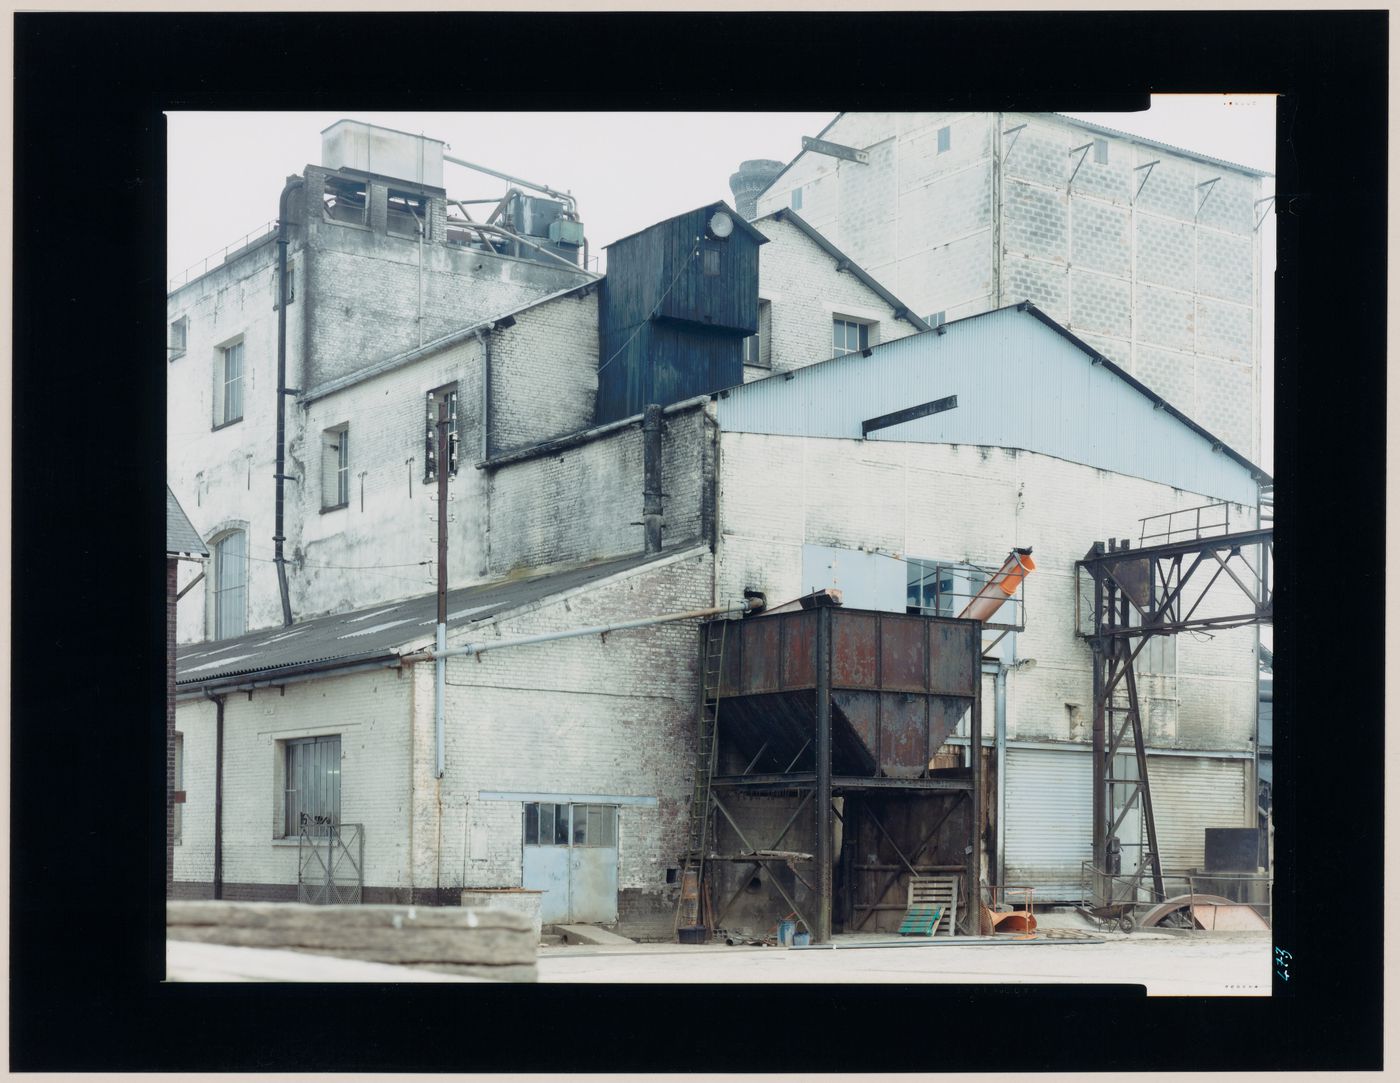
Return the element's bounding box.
[521,802,618,924]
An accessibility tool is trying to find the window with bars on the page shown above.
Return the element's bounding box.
[321,425,349,510]
[522,802,617,848]
[212,530,247,640]
[216,341,244,427]
[424,386,459,482]
[832,318,870,356]
[285,735,341,837]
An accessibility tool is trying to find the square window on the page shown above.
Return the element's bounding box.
[285,735,341,837]
[216,341,244,427]
[937,126,951,154]
[169,316,188,359]
[323,175,368,226]
[388,189,429,238]
[321,425,349,510]
[791,187,803,211]
[832,318,870,356]
[424,385,460,482]
[927,311,946,328]
[702,247,721,276]
[1093,138,1109,165]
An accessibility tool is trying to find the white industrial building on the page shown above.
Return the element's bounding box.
[169,119,1269,938]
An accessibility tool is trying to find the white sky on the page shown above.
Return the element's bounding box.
[167,97,1275,472]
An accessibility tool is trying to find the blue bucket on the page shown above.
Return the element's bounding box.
[793,931,810,946]
[777,919,796,947]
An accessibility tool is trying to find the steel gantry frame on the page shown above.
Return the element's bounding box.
[1077,526,1273,903]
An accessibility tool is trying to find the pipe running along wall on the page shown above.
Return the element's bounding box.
[273,177,304,628]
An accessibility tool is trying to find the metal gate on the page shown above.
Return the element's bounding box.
[1003,747,1094,902]
[297,818,364,905]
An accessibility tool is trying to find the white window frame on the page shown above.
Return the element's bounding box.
[321,424,350,511]
[832,317,871,357]
[210,529,248,640]
[214,339,245,429]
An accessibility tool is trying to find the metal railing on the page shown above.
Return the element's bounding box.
[168,220,278,293]
[1138,502,1232,545]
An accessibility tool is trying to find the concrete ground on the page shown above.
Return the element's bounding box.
[536,930,1273,994]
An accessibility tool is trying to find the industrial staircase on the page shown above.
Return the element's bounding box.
[675,619,728,933]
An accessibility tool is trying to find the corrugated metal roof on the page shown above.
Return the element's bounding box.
[754,209,931,333]
[166,486,207,557]
[175,549,691,690]
[716,304,1266,504]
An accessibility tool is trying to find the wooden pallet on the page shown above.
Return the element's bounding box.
[907,876,958,936]
[897,905,943,936]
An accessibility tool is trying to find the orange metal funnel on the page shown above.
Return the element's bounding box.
[957,549,1036,623]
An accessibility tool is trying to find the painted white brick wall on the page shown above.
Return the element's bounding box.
[751,215,922,377]
[715,432,1258,753]
[172,667,414,895]
[756,112,1264,461]
[415,549,714,899]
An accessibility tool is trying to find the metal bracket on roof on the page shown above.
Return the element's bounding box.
[1133,160,1160,203]
[801,135,868,165]
[1002,123,1027,163]
[1067,143,1094,193]
[1253,195,1276,232]
[1195,177,1221,220]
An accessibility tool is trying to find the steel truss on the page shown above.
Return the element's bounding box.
[1077,527,1273,901]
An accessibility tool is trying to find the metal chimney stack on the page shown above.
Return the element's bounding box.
[728,159,785,221]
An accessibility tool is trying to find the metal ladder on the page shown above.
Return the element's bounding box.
[676,618,728,930]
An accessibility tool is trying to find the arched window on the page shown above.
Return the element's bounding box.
[211,530,247,639]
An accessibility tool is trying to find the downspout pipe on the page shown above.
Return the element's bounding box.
[204,690,226,900]
[994,664,1007,887]
[274,177,304,628]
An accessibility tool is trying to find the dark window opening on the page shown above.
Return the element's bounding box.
[702,247,722,276]
[323,176,368,225]
[665,867,679,885]
[285,735,341,837]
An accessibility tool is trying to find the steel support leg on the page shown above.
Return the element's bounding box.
[815,607,833,943]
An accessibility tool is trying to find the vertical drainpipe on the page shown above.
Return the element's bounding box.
[477,330,492,461]
[274,177,304,628]
[967,650,984,934]
[814,607,833,943]
[994,664,1007,888]
[643,403,663,554]
[205,691,226,900]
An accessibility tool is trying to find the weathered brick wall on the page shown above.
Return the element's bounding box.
[755,113,1263,459]
[485,405,709,578]
[715,431,1258,753]
[410,548,715,930]
[752,215,922,375]
[171,667,415,896]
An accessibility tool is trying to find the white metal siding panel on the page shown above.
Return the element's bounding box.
[1003,747,1093,902]
[1147,755,1249,871]
[717,307,1257,503]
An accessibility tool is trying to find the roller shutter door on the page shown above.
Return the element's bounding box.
[1003,747,1093,903]
[1146,755,1249,871]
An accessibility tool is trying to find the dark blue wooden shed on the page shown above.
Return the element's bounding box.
[596,201,766,424]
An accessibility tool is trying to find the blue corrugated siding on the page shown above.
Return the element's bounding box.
[717,307,1258,504]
